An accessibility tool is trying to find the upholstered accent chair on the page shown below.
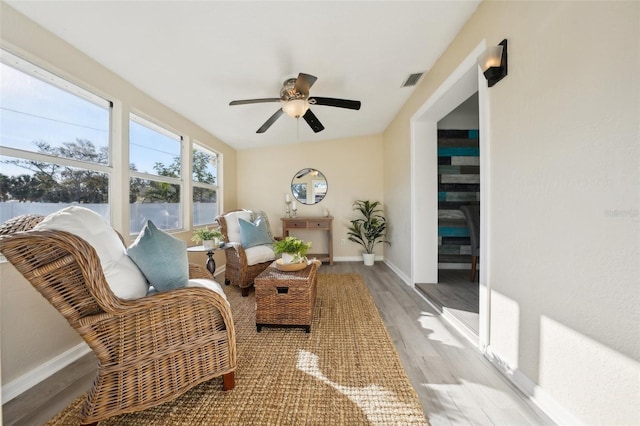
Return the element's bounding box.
[460,204,480,282]
[0,213,236,426]
[216,209,277,297]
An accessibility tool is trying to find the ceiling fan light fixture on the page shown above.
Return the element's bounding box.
[282,99,309,118]
[230,72,360,133]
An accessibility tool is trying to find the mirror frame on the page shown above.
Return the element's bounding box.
[291,168,328,205]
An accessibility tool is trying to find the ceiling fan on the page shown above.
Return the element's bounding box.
[229,73,361,134]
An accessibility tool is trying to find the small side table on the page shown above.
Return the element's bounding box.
[187,245,222,276]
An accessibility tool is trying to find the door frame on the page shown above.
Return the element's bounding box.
[410,40,492,349]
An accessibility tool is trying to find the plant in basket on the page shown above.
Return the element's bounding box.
[273,236,311,264]
[191,227,224,249]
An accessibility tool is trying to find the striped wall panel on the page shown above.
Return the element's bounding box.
[437,129,479,267]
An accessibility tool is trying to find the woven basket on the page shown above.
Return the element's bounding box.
[254,262,318,332]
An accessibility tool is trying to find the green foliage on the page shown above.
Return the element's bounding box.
[1,142,215,204]
[1,139,108,203]
[346,200,390,254]
[273,236,311,262]
[191,227,223,243]
[192,150,216,185]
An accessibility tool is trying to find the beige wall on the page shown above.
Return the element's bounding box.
[0,3,237,389]
[237,134,384,259]
[384,1,639,424]
[2,1,639,423]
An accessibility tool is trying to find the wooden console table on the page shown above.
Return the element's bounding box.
[281,216,333,265]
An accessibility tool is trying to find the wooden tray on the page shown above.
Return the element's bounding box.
[275,258,307,272]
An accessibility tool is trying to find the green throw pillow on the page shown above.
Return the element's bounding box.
[239,217,273,248]
[127,220,188,292]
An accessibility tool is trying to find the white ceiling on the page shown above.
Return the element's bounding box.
[7,1,481,150]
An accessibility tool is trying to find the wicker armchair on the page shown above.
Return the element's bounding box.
[0,215,236,426]
[216,209,276,297]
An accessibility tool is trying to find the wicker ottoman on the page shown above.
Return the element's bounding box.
[254,261,318,333]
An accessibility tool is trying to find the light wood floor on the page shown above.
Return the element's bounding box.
[2,262,553,426]
[416,269,480,334]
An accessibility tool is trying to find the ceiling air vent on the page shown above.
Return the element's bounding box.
[401,72,424,88]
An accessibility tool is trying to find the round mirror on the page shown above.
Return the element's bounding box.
[291,168,328,205]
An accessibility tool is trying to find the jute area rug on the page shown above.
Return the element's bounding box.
[47,273,428,425]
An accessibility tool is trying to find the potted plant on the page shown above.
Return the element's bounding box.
[191,227,224,249]
[273,236,311,264]
[346,200,390,266]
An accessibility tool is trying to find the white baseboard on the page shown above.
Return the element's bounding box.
[333,256,365,262]
[214,264,226,280]
[484,347,582,426]
[2,342,90,403]
[332,255,385,263]
[382,258,412,286]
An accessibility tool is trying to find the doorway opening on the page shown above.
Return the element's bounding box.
[416,93,480,334]
[410,41,490,348]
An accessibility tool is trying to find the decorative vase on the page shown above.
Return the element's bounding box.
[362,252,375,266]
[203,240,215,249]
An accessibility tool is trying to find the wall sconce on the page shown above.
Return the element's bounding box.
[477,39,508,87]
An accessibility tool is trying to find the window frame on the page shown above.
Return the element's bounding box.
[0,48,225,239]
[128,112,184,234]
[0,48,113,220]
[191,141,220,227]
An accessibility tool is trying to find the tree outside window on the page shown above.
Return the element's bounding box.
[0,51,111,222]
[192,143,219,227]
[129,114,183,233]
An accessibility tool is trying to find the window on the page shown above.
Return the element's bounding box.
[192,143,219,226]
[292,183,307,201]
[0,50,111,222]
[129,113,182,233]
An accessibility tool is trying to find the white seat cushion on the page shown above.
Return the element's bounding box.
[147,279,229,306]
[224,210,252,243]
[34,206,149,300]
[245,244,276,265]
[187,278,229,305]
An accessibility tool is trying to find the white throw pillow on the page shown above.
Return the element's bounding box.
[224,210,252,243]
[34,206,149,300]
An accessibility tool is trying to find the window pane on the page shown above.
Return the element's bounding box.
[292,183,307,200]
[193,187,217,227]
[129,116,181,177]
[0,154,109,223]
[192,144,219,226]
[129,177,181,233]
[0,62,109,164]
[192,147,217,184]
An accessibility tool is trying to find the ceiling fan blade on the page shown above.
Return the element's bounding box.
[256,109,284,133]
[295,168,313,179]
[302,109,324,133]
[310,97,361,110]
[229,98,280,106]
[294,73,318,96]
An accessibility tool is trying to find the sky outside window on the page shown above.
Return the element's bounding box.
[0,62,109,176]
[129,117,181,176]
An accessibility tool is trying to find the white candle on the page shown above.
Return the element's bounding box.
[292,201,297,210]
[286,194,290,202]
